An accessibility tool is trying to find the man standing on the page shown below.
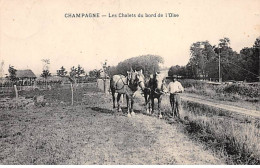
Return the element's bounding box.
[167,75,184,118]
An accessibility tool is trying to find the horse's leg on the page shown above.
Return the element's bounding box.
[117,93,122,112]
[151,96,155,114]
[158,96,162,119]
[144,92,150,114]
[131,96,135,116]
[126,94,131,117]
[112,90,116,109]
[148,94,151,113]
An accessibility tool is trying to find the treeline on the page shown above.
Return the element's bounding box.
[169,37,260,82]
[89,55,164,78]
[5,64,88,85]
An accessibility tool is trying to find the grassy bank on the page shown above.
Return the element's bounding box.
[160,96,260,164]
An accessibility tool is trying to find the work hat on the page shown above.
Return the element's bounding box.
[172,75,178,79]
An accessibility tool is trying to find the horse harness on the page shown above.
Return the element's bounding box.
[114,74,140,93]
[114,75,128,91]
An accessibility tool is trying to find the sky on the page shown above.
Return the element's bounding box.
[0,0,260,76]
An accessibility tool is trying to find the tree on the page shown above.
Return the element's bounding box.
[253,37,260,82]
[41,59,50,70]
[116,55,164,77]
[219,37,230,48]
[75,65,85,78]
[57,66,67,77]
[188,41,217,79]
[41,70,51,78]
[107,65,117,77]
[184,37,259,82]
[70,65,85,78]
[89,69,100,78]
[8,65,17,84]
[168,65,187,77]
[41,69,51,88]
[238,44,259,82]
[69,66,77,78]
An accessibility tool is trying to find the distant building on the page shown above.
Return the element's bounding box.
[16,69,37,86]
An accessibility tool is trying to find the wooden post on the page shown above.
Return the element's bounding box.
[71,83,74,106]
[14,85,18,108]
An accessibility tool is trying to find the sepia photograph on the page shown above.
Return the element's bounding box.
[0,0,259,165]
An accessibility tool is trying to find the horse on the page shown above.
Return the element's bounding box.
[110,69,145,117]
[143,72,167,118]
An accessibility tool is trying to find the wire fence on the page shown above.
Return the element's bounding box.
[0,82,102,110]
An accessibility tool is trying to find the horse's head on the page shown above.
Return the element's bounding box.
[127,69,145,91]
[153,72,167,94]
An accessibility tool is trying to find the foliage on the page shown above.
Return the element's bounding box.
[116,55,164,77]
[223,84,259,98]
[8,65,17,82]
[188,41,217,78]
[168,65,187,77]
[180,79,259,102]
[75,65,85,77]
[184,37,259,82]
[40,70,51,79]
[89,69,101,78]
[107,66,118,77]
[69,65,85,78]
[57,66,67,77]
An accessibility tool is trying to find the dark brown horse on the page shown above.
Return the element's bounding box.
[143,72,167,118]
[110,69,145,117]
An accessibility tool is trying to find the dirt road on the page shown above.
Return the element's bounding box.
[182,93,260,118]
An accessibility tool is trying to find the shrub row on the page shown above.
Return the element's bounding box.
[179,79,259,99]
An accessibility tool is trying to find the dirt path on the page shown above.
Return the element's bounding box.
[81,112,225,164]
[182,93,260,118]
[80,92,225,165]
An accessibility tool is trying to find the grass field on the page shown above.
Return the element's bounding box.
[0,83,259,164]
[0,83,225,165]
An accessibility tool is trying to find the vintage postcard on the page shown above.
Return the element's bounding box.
[0,0,259,165]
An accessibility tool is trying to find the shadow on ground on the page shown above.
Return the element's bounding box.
[91,107,114,114]
[91,106,144,116]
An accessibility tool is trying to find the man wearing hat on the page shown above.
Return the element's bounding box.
[167,75,184,118]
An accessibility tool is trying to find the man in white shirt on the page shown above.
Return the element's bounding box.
[167,75,184,119]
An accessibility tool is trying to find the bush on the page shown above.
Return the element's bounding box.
[180,79,259,101]
[223,84,259,98]
[181,100,260,164]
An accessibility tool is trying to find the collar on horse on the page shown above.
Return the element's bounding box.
[127,75,139,92]
[149,75,166,95]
